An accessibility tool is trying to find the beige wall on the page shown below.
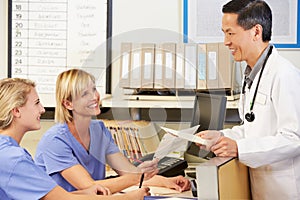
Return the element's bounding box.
[20,120,55,157]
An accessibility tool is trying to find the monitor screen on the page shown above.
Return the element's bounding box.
[187,93,227,158]
[190,93,227,131]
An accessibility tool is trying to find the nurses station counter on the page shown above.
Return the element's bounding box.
[141,156,251,199]
[196,157,251,200]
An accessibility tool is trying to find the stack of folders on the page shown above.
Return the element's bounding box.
[101,120,160,162]
[119,42,233,91]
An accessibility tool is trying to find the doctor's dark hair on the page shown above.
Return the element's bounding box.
[55,69,96,123]
[222,0,272,42]
[0,78,35,130]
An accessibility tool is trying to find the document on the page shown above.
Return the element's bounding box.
[154,125,207,159]
[161,126,208,145]
[122,185,196,199]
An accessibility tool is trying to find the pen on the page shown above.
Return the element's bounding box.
[139,173,145,188]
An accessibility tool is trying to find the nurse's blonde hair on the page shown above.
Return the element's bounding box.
[0,78,35,130]
[55,69,96,123]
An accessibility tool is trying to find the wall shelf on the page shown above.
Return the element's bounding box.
[101,95,239,109]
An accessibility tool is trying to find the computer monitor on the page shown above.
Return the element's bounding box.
[186,93,227,159]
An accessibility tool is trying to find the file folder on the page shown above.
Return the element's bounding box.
[184,43,197,89]
[130,43,142,88]
[154,43,164,89]
[175,43,185,89]
[141,43,155,88]
[162,43,176,89]
[119,42,132,88]
[218,43,233,88]
[197,43,207,89]
[103,120,160,162]
[206,43,219,89]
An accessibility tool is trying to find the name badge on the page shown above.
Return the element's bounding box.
[256,92,267,105]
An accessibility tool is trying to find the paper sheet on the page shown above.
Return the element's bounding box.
[161,125,208,145]
[154,125,207,159]
[121,185,195,199]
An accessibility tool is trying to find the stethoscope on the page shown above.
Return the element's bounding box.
[242,46,273,122]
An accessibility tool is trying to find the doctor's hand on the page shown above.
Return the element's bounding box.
[195,130,222,151]
[137,158,159,179]
[211,136,238,157]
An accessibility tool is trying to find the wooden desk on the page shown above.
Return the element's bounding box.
[108,154,250,199]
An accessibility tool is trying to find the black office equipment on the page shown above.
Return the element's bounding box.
[132,153,188,177]
[191,93,227,131]
[185,93,227,179]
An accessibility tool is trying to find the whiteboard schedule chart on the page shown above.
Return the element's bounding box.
[10,0,108,107]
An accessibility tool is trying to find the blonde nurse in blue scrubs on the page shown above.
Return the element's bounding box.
[35,69,191,194]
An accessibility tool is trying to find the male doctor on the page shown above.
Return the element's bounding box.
[196,0,300,199]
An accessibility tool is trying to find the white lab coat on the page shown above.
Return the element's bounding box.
[222,47,300,200]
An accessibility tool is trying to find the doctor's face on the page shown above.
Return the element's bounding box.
[222,13,256,66]
[70,82,101,119]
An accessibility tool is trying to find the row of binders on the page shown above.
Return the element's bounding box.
[119,42,234,90]
[102,119,160,162]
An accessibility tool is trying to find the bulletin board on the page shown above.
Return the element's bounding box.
[183,0,300,49]
[8,0,112,107]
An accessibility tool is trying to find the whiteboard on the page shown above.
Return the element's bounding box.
[9,0,110,107]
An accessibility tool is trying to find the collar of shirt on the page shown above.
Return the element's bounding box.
[0,134,19,147]
[243,44,272,89]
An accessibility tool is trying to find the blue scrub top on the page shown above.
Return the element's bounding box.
[0,135,57,200]
[35,120,120,191]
